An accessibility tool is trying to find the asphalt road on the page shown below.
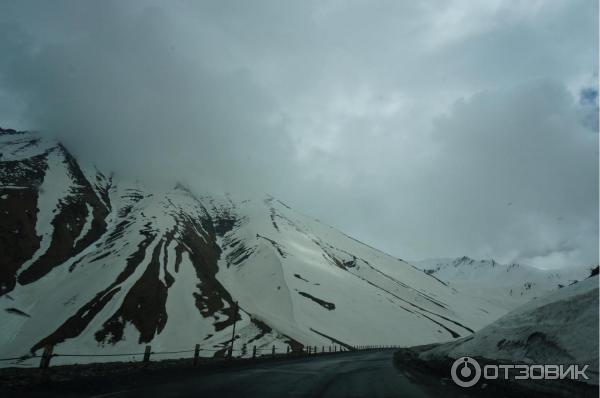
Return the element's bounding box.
[90,350,440,398]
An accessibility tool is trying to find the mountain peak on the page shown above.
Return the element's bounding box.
[0,134,506,365]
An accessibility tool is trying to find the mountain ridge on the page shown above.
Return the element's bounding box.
[413,256,591,310]
[0,128,573,366]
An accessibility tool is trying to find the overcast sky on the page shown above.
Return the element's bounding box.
[0,1,597,269]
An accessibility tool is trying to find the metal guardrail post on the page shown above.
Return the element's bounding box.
[39,344,54,369]
[228,301,239,359]
[193,344,200,366]
[143,345,151,363]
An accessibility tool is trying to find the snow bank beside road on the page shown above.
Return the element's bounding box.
[418,274,599,384]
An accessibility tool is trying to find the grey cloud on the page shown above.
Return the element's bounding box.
[0,0,597,268]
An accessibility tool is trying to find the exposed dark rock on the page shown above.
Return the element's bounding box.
[298,292,335,310]
[17,147,109,286]
[256,234,286,257]
[294,274,309,282]
[309,328,353,351]
[5,308,30,317]
[0,153,47,296]
[96,240,168,344]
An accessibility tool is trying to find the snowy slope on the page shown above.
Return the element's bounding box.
[1,128,507,367]
[418,272,599,385]
[414,257,590,311]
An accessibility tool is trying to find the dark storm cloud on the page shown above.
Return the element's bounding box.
[0,1,296,194]
[581,88,598,105]
[580,86,599,131]
[0,0,597,268]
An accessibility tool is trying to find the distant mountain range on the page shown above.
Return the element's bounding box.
[413,256,591,310]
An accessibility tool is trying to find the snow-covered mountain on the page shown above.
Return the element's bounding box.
[417,271,599,388]
[0,128,508,366]
[414,257,590,311]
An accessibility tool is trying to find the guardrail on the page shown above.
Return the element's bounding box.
[0,343,400,369]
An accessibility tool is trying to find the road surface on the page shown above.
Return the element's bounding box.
[91,350,441,398]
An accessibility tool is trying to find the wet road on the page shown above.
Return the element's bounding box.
[91,350,438,398]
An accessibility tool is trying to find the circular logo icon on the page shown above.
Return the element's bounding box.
[451,356,481,387]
